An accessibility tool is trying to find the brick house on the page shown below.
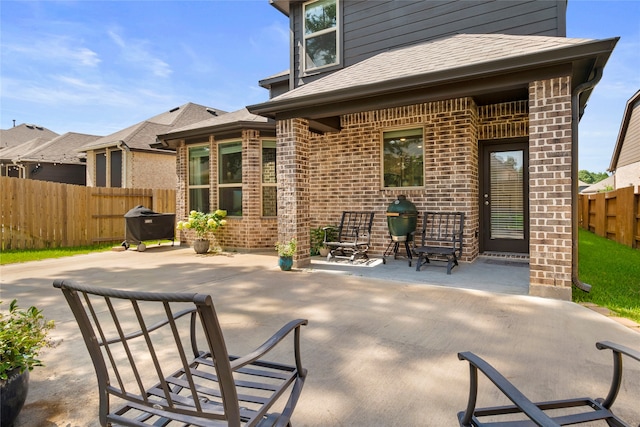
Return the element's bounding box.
[80,103,225,189]
[159,0,618,300]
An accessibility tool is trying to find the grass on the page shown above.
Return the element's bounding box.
[0,243,116,265]
[574,228,640,324]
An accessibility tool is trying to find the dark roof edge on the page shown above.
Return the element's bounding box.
[269,0,291,16]
[248,37,619,117]
[154,121,276,148]
[608,89,640,171]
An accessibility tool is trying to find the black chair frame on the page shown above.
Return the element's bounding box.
[323,211,375,262]
[54,279,307,427]
[457,341,640,427]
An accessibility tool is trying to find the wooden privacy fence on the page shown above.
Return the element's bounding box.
[1,176,176,250]
[578,186,640,249]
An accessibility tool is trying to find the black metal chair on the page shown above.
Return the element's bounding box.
[323,211,375,262]
[412,211,464,274]
[457,341,640,427]
[54,279,307,427]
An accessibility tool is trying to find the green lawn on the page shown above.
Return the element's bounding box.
[0,243,116,265]
[575,228,640,324]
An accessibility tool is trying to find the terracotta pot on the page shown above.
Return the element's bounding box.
[193,239,210,254]
[319,247,330,257]
[278,256,293,271]
[1,368,29,427]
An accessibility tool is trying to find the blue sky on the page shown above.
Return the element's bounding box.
[1,1,638,173]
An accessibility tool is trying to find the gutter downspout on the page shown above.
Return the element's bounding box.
[117,140,129,188]
[571,67,603,293]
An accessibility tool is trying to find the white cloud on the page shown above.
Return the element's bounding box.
[3,36,101,67]
[107,28,172,78]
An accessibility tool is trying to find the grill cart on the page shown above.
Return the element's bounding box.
[122,205,175,251]
[383,195,418,264]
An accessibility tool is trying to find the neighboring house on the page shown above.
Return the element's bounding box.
[160,0,618,300]
[0,132,100,184]
[79,103,225,189]
[608,89,640,192]
[0,123,59,150]
[579,175,614,194]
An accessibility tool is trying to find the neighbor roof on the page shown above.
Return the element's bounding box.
[2,132,101,165]
[608,89,640,172]
[79,103,226,153]
[0,123,59,150]
[248,33,618,125]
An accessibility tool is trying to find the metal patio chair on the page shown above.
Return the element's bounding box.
[54,279,307,427]
[323,211,375,262]
[457,341,640,427]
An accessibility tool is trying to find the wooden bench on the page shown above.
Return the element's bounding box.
[457,341,640,426]
[411,211,464,274]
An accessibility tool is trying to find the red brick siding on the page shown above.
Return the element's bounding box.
[528,76,573,296]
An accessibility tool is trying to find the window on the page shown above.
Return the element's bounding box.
[110,150,122,188]
[188,145,210,212]
[262,140,277,216]
[303,0,338,71]
[95,152,106,187]
[382,128,424,188]
[219,141,242,216]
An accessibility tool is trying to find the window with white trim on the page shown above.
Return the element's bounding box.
[382,128,424,188]
[218,141,242,216]
[303,0,339,71]
[188,145,210,212]
[262,140,277,216]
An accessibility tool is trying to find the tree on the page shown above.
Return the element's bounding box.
[578,170,609,184]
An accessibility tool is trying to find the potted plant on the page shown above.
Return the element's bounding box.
[310,226,337,257]
[275,237,297,271]
[176,210,227,254]
[0,300,54,427]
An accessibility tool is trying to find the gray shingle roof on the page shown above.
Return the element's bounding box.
[79,103,226,152]
[0,123,59,150]
[2,132,101,164]
[273,34,596,101]
[163,108,273,135]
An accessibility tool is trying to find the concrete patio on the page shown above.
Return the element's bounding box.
[1,245,639,426]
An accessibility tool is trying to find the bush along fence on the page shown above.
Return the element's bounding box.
[1,176,176,250]
[578,186,640,249]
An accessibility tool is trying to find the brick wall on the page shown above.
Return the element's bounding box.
[277,98,482,266]
[528,76,573,299]
[175,133,279,252]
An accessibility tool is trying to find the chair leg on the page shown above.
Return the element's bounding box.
[446,255,458,274]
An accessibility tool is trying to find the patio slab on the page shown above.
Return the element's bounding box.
[1,245,639,426]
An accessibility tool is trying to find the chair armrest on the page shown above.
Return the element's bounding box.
[322,226,338,244]
[230,319,308,375]
[596,341,640,408]
[457,351,559,427]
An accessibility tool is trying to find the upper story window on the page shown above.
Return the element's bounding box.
[382,128,424,188]
[188,145,210,212]
[219,141,243,216]
[303,0,339,72]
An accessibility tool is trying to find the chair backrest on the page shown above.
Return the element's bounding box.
[420,211,465,255]
[337,211,375,243]
[53,279,240,426]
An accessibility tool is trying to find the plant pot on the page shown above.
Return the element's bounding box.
[319,247,330,257]
[193,239,210,254]
[1,368,29,427]
[278,256,293,271]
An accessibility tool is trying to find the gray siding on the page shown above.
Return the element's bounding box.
[618,102,640,168]
[290,0,566,88]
